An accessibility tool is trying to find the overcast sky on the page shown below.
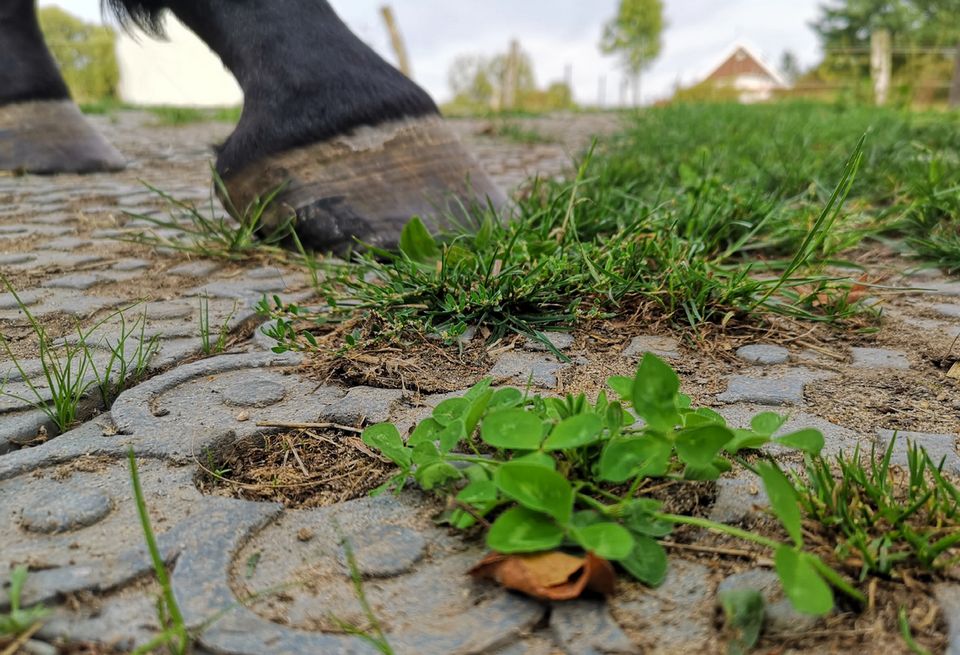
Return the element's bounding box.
[45,0,826,105]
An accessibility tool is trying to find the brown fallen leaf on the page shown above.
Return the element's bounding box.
[948,362,960,380]
[468,551,616,600]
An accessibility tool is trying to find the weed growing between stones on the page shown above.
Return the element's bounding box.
[127,449,190,655]
[198,295,237,356]
[332,534,396,655]
[123,171,296,264]
[0,565,49,649]
[793,436,960,579]
[261,137,873,360]
[361,353,862,614]
[0,279,158,432]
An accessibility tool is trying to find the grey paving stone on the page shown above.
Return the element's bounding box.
[168,260,223,277]
[46,236,94,251]
[20,486,113,534]
[876,429,960,476]
[0,289,43,309]
[919,281,960,297]
[936,584,960,655]
[717,369,833,406]
[338,524,426,577]
[0,409,58,454]
[219,376,287,408]
[0,252,103,272]
[932,303,960,319]
[851,347,911,370]
[612,560,714,654]
[0,253,36,266]
[187,274,304,300]
[717,405,861,458]
[489,351,568,388]
[524,332,576,352]
[736,344,790,365]
[41,273,102,290]
[185,494,545,655]
[622,335,680,360]
[111,258,152,271]
[717,569,818,634]
[709,475,770,524]
[550,600,635,654]
[323,386,404,425]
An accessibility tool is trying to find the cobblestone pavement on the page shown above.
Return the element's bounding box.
[1,111,959,654]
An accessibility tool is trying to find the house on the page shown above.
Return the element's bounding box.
[697,42,788,103]
[115,14,242,107]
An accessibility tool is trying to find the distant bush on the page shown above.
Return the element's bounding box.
[38,7,119,103]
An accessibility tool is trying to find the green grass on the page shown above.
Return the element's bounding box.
[0,565,49,639]
[146,105,242,126]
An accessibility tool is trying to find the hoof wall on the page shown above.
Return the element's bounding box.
[222,115,507,255]
[0,100,126,174]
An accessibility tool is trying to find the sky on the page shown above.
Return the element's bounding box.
[44,0,826,105]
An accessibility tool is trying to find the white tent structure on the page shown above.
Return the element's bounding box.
[115,14,242,107]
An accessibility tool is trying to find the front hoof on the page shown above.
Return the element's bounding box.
[0,100,126,174]
[221,115,507,255]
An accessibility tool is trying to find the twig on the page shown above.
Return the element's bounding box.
[283,434,310,476]
[660,540,773,566]
[256,421,363,434]
[0,622,43,655]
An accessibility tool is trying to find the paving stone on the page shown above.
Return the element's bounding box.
[622,335,680,360]
[41,273,102,290]
[111,258,152,272]
[717,369,833,406]
[168,260,223,277]
[549,600,635,654]
[0,289,43,309]
[876,430,960,476]
[850,347,911,370]
[489,351,567,388]
[736,344,789,365]
[717,569,818,634]
[524,332,576,352]
[187,494,546,655]
[936,584,960,655]
[219,376,287,408]
[709,475,770,524]
[46,236,94,251]
[0,409,58,454]
[338,524,427,577]
[0,253,36,266]
[323,386,403,425]
[612,560,714,654]
[20,486,113,534]
[932,303,960,319]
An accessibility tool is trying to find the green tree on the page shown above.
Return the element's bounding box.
[446,45,539,113]
[38,7,119,103]
[599,0,665,105]
[811,0,960,106]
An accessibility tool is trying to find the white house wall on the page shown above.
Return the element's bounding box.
[116,14,242,107]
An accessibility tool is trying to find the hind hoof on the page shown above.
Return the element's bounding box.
[221,115,507,255]
[0,100,126,174]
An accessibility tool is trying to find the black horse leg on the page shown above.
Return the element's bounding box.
[0,0,125,173]
[108,0,506,254]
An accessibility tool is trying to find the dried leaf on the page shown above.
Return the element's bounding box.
[948,362,960,380]
[468,550,616,600]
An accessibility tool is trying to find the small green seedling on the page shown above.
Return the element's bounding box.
[0,565,49,637]
[198,296,238,356]
[719,588,764,655]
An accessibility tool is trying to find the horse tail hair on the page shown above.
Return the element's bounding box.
[101,0,168,36]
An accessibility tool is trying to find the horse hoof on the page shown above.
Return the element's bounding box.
[0,100,126,174]
[221,115,508,255]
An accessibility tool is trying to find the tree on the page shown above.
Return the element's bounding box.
[38,7,119,103]
[811,0,960,106]
[779,51,802,85]
[447,45,538,112]
[599,0,665,106]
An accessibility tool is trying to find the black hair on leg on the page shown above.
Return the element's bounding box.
[100,0,168,35]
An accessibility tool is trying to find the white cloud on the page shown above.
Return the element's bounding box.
[43,0,825,105]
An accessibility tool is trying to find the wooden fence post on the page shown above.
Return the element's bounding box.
[379,5,413,79]
[870,29,892,106]
[950,43,960,109]
[502,39,521,111]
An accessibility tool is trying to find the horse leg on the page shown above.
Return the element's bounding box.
[108,0,506,254]
[0,0,125,173]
